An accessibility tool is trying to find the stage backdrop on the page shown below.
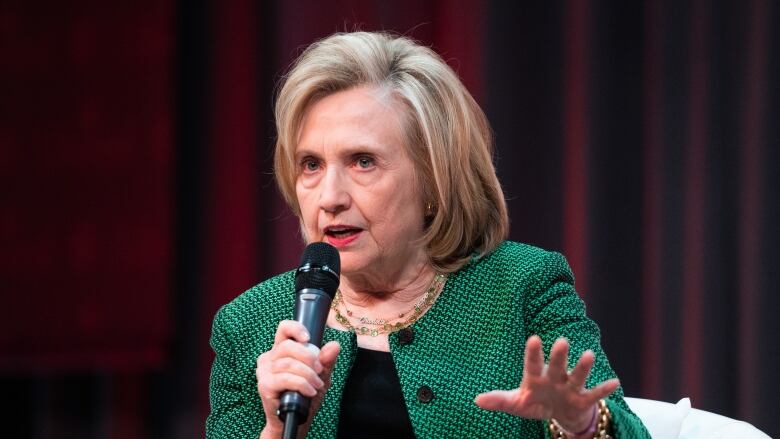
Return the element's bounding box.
[1,0,778,437]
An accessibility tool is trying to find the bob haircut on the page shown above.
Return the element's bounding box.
[274,31,508,273]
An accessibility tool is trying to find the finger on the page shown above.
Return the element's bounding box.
[256,363,321,399]
[524,335,544,377]
[548,338,570,381]
[568,350,595,389]
[256,350,272,370]
[474,390,519,414]
[274,320,310,345]
[270,372,320,398]
[269,357,325,389]
[585,378,620,401]
[319,341,341,374]
[273,339,322,370]
[317,341,341,390]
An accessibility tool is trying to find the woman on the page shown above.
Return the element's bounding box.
[207,32,649,438]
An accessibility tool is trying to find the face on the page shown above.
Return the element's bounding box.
[295,86,427,278]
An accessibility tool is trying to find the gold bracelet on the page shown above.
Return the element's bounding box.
[548,399,612,439]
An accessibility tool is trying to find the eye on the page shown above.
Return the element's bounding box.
[355,155,374,169]
[300,158,320,173]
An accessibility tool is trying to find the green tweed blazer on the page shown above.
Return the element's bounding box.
[207,241,650,438]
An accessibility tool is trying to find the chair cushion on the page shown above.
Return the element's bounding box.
[624,397,771,439]
[624,397,689,439]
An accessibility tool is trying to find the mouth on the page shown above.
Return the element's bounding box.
[323,225,363,247]
[324,225,363,239]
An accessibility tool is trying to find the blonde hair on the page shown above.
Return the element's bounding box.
[274,31,508,272]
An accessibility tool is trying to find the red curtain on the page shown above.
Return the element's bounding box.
[0,0,174,372]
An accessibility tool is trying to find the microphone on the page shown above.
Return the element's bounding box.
[279,242,340,439]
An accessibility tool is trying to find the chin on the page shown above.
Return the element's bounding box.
[337,253,371,276]
[338,259,361,276]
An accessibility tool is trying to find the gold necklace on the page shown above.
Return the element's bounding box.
[332,273,447,337]
[340,287,434,325]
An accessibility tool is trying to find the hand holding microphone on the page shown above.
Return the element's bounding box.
[255,243,341,439]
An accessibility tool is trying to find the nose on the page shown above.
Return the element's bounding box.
[319,166,351,214]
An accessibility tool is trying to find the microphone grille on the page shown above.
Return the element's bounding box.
[295,242,340,296]
[298,242,341,274]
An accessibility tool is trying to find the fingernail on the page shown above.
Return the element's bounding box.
[300,329,310,341]
[314,361,323,374]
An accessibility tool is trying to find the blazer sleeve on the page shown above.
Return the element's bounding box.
[523,251,650,439]
[206,306,264,439]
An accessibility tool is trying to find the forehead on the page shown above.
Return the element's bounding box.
[310,86,394,118]
[296,86,408,152]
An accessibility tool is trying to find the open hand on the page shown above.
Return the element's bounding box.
[475,335,618,434]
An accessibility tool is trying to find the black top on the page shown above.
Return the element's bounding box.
[337,347,415,438]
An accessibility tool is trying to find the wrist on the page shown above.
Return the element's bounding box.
[556,403,598,436]
[261,416,312,439]
[548,399,612,439]
[260,424,283,439]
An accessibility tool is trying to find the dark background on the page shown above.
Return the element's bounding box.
[1,0,778,437]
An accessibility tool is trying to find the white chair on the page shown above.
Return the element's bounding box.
[624,397,771,439]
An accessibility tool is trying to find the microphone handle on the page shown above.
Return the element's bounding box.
[282,411,300,439]
[278,288,333,435]
[294,288,331,346]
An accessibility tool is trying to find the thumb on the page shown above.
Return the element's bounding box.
[306,341,342,425]
[318,341,341,377]
[475,390,518,413]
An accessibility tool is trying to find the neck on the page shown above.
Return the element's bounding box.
[339,261,436,309]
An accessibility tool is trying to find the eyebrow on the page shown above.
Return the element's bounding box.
[295,142,383,159]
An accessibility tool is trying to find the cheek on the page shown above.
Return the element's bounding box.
[296,187,317,229]
[366,186,422,231]
[298,214,318,244]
